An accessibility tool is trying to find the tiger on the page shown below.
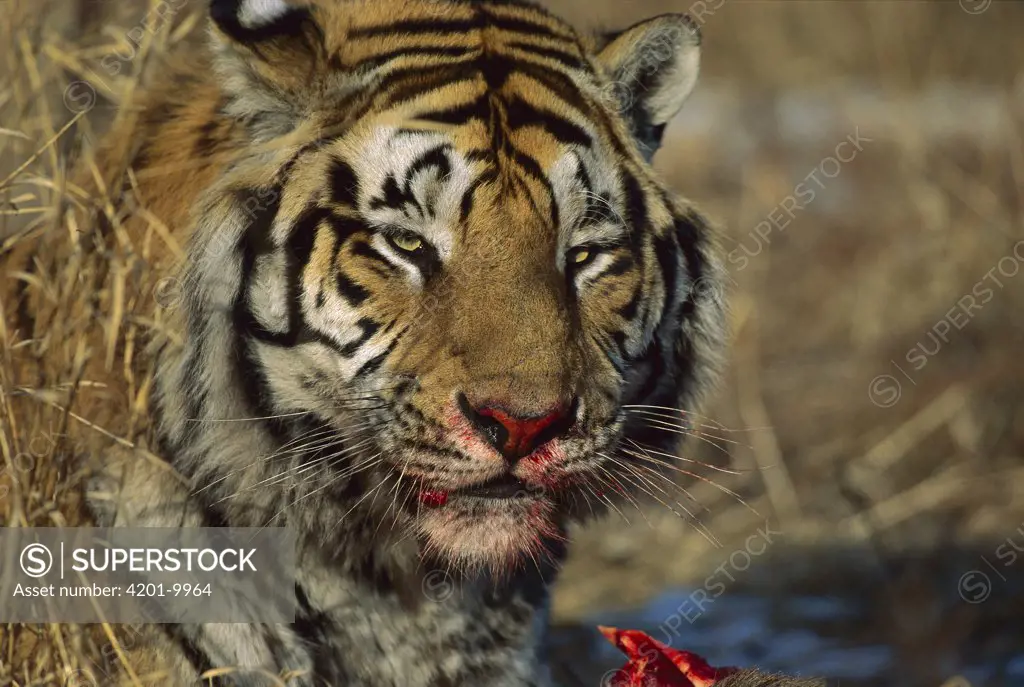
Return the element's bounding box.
[1,0,732,684]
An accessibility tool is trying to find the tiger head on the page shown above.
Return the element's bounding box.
[164,0,726,574]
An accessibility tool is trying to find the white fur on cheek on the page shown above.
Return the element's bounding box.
[238,0,291,28]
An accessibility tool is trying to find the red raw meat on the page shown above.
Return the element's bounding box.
[599,626,738,687]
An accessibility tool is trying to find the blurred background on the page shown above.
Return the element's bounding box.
[2,1,1024,686]
[542,2,1024,685]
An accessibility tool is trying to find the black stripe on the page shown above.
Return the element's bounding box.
[329,157,359,206]
[326,214,373,246]
[283,206,324,341]
[480,54,514,91]
[508,61,591,118]
[335,270,370,306]
[354,329,404,377]
[582,196,617,227]
[509,149,558,226]
[611,330,632,363]
[243,211,383,358]
[200,499,232,529]
[622,172,648,250]
[653,231,680,322]
[504,40,586,71]
[377,63,482,111]
[180,194,279,427]
[293,584,335,682]
[616,287,642,321]
[504,96,593,148]
[574,153,594,198]
[620,173,658,341]
[352,45,478,70]
[416,95,491,125]
[403,145,452,192]
[327,215,377,302]
[465,149,494,163]
[349,18,484,39]
[590,331,624,376]
[674,209,706,304]
[369,174,407,212]
[633,339,667,404]
[161,625,218,681]
[510,175,549,229]
[340,318,381,358]
[232,210,294,442]
[484,14,576,43]
[350,241,396,273]
[218,186,282,434]
[461,168,499,222]
[193,117,221,158]
[601,254,634,279]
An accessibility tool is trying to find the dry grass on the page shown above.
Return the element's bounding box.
[2,1,1023,685]
[1,2,203,684]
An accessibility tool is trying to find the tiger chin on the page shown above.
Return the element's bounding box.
[14,0,735,684]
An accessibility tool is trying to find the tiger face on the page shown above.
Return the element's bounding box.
[166,0,725,574]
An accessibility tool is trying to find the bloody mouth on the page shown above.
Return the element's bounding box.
[418,474,541,507]
[455,473,530,499]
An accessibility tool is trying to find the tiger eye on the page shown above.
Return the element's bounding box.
[571,249,591,264]
[390,234,423,253]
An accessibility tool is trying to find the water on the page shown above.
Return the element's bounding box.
[550,572,1024,686]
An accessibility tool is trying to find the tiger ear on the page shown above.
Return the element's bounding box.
[210,0,315,44]
[596,15,701,160]
[209,0,326,135]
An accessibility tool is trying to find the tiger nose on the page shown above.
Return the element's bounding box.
[457,394,576,462]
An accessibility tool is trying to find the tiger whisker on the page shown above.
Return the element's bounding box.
[622,440,711,506]
[630,417,737,455]
[592,456,654,528]
[183,386,398,424]
[270,421,383,458]
[622,405,770,435]
[324,469,389,540]
[623,405,731,430]
[603,450,686,504]
[241,436,379,497]
[580,189,627,227]
[598,456,712,536]
[267,452,385,531]
[621,447,760,518]
[576,482,600,520]
[587,471,632,525]
[625,409,749,448]
[185,410,314,424]
[377,459,409,541]
[192,421,383,497]
[260,430,344,459]
[622,404,735,431]
[603,450,721,547]
[624,438,745,476]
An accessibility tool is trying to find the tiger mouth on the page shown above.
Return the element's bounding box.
[453,474,530,500]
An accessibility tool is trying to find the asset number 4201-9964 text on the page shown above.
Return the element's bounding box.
[125,583,212,597]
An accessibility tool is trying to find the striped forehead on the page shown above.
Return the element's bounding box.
[345,129,628,244]
[345,128,479,258]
